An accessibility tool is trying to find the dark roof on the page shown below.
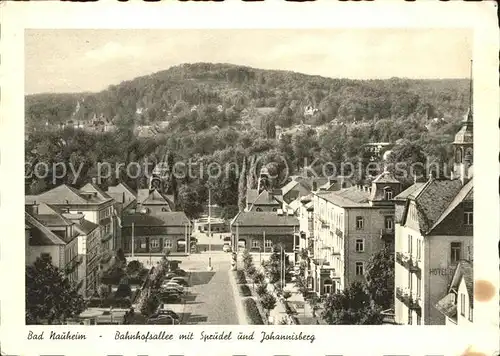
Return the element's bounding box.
[427,179,473,234]
[80,182,113,200]
[231,211,299,227]
[74,219,99,235]
[403,179,465,234]
[316,186,371,208]
[25,212,66,246]
[137,189,173,208]
[122,212,190,227]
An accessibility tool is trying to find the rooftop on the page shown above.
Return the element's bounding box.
[34,184,112,205]
[25,212,66,246]
[231,211,299,227]
[316,186,371,208]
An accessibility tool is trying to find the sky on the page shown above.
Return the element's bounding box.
[25,29,473,95]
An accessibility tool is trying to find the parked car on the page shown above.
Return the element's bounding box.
[170,277,189,286]
[223,244,231,252]
[147,315,180,325]
[161,284,184,294]
[173,269,187,277]
[155,304,180,319]
[158,292,182,303]
[164,272,177,279]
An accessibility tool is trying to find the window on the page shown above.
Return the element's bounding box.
[460,293,466,316]
[468,307,473,322]
[356,216,364,230]
[323,280,333,294]
[408,271,412,290]
[407,235,413,254]
[416,315,421,325]
[408,310,413,325]
[150,239,159,248]
[384,188,393,200]
[164,239,172,248]
[451,242,462,263]
[416,240,422,260]
[251,240,260,248]
[416,277,421,297]
[384,216,394,230]
[140,241,146,249]
[355,239,364,252]
[256,208,263,212]
[264,240,273,248]
[355,262,364,276]
[463,211,473,225]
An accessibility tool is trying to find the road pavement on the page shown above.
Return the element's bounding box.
[174,251,239,325]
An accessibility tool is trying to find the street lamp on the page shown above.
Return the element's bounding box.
[207,188,213,271]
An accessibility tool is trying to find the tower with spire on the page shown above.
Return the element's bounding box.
[452,60,473,184]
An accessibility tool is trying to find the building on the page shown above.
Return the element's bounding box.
[25,210,83,292]
[281,179,313,205]
[245,167,284,212]
[310,171,401,296]
[107,182,138,251]
[230,211,299,254]
[136,188,174,214]
[393,109,473,326]
[121,211,192,255]
[26,182,117,267]
[435,260,473,325]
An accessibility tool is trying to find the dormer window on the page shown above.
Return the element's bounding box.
[384,187,393,200]
[463,210,473,225]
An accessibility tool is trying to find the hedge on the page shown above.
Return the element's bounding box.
[236,270,247,284]
[239,284,251,297]
[87,298,132,308]
[243,298,264,325]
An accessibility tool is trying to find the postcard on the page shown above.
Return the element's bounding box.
[0,1,498,356]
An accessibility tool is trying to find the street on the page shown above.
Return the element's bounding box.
[177,252,238,325]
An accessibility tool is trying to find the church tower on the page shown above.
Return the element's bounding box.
[452,60,473,184]
[149,152,171,194]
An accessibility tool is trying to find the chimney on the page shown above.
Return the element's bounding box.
[32,201,39,215]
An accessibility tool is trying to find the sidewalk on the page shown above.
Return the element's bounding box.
[227,258,249,325]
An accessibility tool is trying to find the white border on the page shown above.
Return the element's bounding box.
[1,1,499,355]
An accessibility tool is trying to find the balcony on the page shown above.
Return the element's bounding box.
[396,252,421,277]
[396,287,421,313]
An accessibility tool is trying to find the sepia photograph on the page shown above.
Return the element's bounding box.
[22,28,482,327]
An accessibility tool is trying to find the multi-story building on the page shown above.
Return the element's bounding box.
[310,171,401,296]
[26,182,117,275]
[107,182,138,251]
[230,211,299,255]
[136,188,174,214]
[393,109,473,325]
[121,211,192,255]
[25,209,82,291]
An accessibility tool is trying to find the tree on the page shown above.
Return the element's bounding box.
[260,293,277,318]
[256,284,267,296]
[294,276,308,299]
[176,183,204,220]
[26,257,87,324]
[253,272,265,286]
[306,294,321,318]
[237,157,247,211]
[115,280,132,299]
[127,260,144,276]
[365,247,395,310]
[116,248,127,267]
[321,281,384,325]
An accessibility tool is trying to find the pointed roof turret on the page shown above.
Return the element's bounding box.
[453,59,473,145]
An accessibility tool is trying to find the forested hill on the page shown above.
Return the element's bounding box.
[26,62,470,129]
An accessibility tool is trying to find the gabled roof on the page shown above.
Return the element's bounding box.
[231,211,299,227]
[427,179,473,234]
[449,260,474,304]
[435,293,457,320]
[80,182,113,201]
[401,179,464,234]
[35,203,73,227]
[25,212,66,246]
[107,182,137,202]
[138,189,174,209]
[316,187,371,208]
[246,189,259,206]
